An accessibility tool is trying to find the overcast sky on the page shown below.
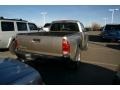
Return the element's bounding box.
[0,5,120,26]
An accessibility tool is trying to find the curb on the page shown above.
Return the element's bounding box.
[88,41,106,47]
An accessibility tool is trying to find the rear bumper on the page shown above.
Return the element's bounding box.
[15,50,71,62]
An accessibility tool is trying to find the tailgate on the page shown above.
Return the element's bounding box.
[17,35,63,57]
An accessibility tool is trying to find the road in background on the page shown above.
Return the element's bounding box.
[81,31,120,71]
[81,43,120,71]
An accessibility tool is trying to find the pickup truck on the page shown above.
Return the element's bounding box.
[9,20,88,68]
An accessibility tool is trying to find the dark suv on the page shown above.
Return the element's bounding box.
[101,24,120,41]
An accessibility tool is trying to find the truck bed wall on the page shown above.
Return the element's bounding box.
[18,31,78,37]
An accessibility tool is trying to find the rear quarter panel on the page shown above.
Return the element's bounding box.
[67,33,81,60]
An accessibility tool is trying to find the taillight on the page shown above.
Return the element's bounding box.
[62,37,70,55]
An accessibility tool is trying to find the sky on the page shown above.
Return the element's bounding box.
[0,5,120,27]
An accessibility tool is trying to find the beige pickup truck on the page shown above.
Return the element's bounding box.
[9,20,88,68]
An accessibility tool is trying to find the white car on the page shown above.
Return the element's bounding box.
[0,17,39,49]
[42,23,51,32]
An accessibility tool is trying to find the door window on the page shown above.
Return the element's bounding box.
[17,22,28,31]
[1,21,14,31]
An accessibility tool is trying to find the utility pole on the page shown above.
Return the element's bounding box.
[41,12,47,25]
[109,8,119,23]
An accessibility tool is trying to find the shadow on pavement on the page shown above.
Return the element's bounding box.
[26,58,116,85]
[89,35,108,43]
[0,49,8,52]
[106,44,120,50]
[89,35,120,50]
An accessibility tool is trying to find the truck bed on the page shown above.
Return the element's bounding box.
[18,31,78,37]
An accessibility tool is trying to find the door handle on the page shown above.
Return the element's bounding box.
[32,39,41,43]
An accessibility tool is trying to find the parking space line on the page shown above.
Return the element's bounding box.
[82,60,118,67]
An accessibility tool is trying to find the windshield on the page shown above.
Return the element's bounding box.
[104,25,120,31]
[50,23,79,32]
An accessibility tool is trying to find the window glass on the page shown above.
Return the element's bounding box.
[50,23,79,32]
[1,22,14,31]
[28,23,38,31]
[17,22,27,31]
[105,25,120,31]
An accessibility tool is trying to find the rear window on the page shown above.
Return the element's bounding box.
[105,25,120,31]
[50,23,79,32]
[28,23,38,31]
[1,21,14,31]
[17,22,28,31]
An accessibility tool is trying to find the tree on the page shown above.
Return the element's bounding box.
[91,22,101,31]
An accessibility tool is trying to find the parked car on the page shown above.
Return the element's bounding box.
[0,58,43,85]
[42,23,51,32]
[9,20,88,68]
[0,17,40,49]
[100,24,120,41]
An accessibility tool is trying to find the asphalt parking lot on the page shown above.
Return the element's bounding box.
[0,31,120,84]
[26,59,116,85]
[82,31,120,71]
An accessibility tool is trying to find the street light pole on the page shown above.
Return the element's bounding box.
[103,18,108,25]
[109,9,119,23]
[41,12,47,25]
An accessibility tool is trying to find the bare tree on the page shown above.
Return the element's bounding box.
[91,22,101,31]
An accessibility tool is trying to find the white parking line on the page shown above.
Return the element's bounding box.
[82,60,118,67]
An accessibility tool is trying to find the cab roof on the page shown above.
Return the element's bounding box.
[0,17,27,22]
[52,20,80,23]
